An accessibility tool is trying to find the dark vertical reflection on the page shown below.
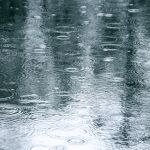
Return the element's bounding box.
[113,0,146,148]
[0,0,27,149]
[0,0,26,98]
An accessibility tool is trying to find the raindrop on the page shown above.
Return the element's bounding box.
[66,67,79,73]
[0,89,14,102]
[56,35,70,41]
[129,4,134,6]
[103,48,117,52]
[20,94,39,100]
[39,44,46,49]
[80,6,87,9]
[84,21,90,25]
[128,9,139,13]
[102,44,121,51]
[51,14,56,17]
[67,137,86,145]
[33,16,42,19]
[81,10,86,14]
[111,77,124,83]
[106,23,121,30]
[102,36,117,43]
[103,57,114,62]
[19,94,40,105]
[104,14,113,17]
[54,91,71,97]
[97,13,104,17]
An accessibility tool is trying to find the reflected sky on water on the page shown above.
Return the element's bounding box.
[1,0,150,149]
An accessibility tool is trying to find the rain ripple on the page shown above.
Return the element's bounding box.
[67,137,86,145]
[0,89,14,102]
[0,104,21,119]
[102,44,121,52]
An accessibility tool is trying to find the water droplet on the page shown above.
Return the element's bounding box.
[106,23,121,30]
[81,10,86,14]
[51,14,56,17]
[56,35,70,40]
[33,16,42,19]
[66,68,79,73]
[103,48,117,52]
[111,77,124,83]
[39,44,46,49]
[97,13,104,17]
[102,44,121,51]
[20,94,39,100]
[53,91,71,97]
[0,89,14,102]
[84,21,90,25]
[80,6,87,9]
[19,94,41,105]
[129,3,134,6]
[67,137,86,145]
[103,57,114,62]
[105,14,113,17]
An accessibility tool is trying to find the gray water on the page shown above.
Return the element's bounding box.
[0,0,150,149]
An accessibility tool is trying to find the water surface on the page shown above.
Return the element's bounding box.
[0,0,150,149]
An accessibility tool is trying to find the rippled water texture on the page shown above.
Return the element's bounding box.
[1,0,150,149]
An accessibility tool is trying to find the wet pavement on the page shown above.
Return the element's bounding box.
[1,0,150,149]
